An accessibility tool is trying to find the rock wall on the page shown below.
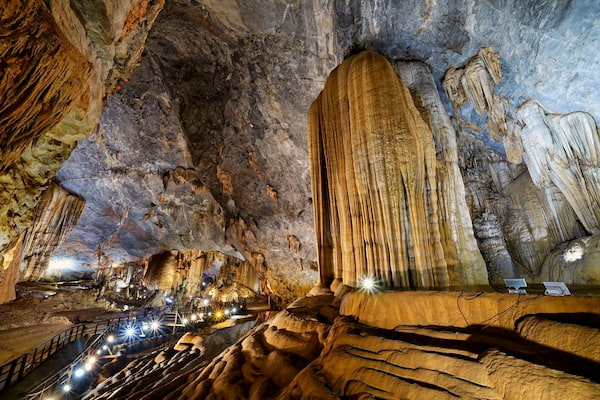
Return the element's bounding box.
[0,0,164,300]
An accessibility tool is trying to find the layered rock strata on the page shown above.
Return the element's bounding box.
[308,51,486,290]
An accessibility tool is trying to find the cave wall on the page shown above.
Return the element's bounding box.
[0,0,165,299]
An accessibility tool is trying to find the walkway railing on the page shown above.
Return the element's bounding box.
[0,311,150,393]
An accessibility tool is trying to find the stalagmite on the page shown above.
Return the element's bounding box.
[20,183,85,281]
[308,51,463,290]
[393,61,487,286]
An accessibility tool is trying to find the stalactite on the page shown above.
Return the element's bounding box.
[20,183,85,281]
[443,47,522,164]
[0,0,90,171]
[308,51,457,290]
[517,100,600,234]
[0,234,24,304]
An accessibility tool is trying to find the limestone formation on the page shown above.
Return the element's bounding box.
[0,0,164,261]
[443,47,522,164]
[141,250,260,301]
[0,0,90,171]
[309,51,485,290]
[517,100,600,234]
[81,294,600,399]
[0,235,24,303]
[393,61,487,286]
[20,184,85,281]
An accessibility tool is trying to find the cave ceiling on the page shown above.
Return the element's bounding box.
[2,0,600,302]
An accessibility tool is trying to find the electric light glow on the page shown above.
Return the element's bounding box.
[358,276,379,293]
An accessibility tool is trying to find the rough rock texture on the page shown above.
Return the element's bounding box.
[0,0,90,171]
[80,293,600,399]
[0,0,163,261]
[55,56,230,267]
[19,184,85,281]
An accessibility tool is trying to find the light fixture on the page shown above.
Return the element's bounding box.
[74,368,85,378]
[149,320,161,331]
[231,307,237,313]
[224,309,230,315]
[182,318,189,324]
[106,335,115,343]
[504,278,527,294]
[203,299,210,306]
[358,276,378,293]
[102,345,109,351]
[199,312,204,318]
[124,327,136,338]
[96,349,102,355]
[214,310,223,320]
[543,281,571,296]
[62,384,72,392]
[190,314,197,321]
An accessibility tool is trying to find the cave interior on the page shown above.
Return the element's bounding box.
[1,1,600,399]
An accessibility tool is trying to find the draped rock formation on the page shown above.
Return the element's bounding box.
[393,61,487,286]
[447,48,594,284]
[443,47,522,164]
[0,0,90,171]
[20,184,85,281]
[142,250,259,300]
[517,101,600,234]
[308,51,486,290]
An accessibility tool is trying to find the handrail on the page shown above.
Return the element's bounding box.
[0,303,247,394]
[0,309,152,393]
[26,313,200,400]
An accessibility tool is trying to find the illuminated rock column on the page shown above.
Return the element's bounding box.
[308,51,449,289]
[21,183,85,281]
